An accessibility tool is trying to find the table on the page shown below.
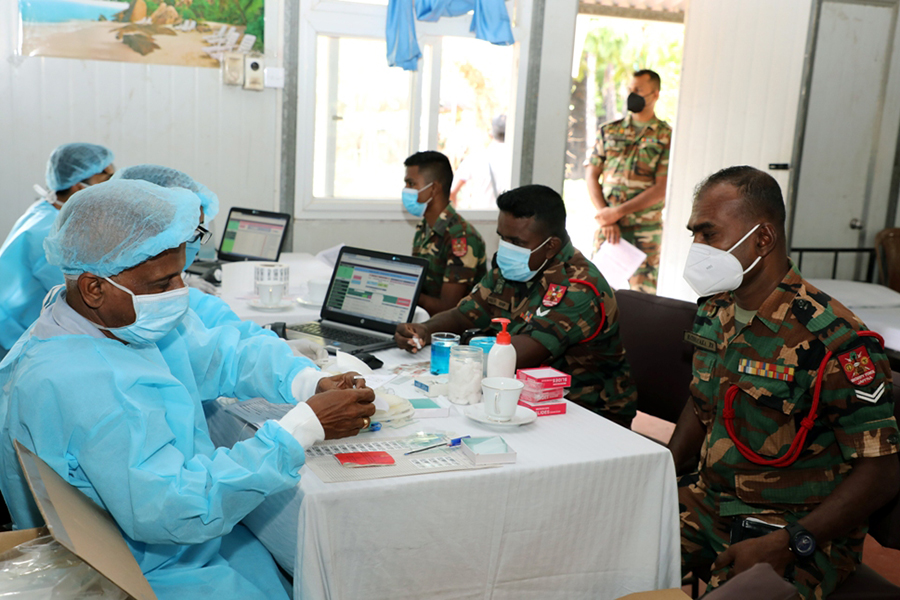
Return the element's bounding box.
[205,348,681,600]
[217,252,428,326]
[806,279,900,358]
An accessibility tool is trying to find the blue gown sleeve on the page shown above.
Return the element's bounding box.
[71,362,307,544]
[188,288,278,340]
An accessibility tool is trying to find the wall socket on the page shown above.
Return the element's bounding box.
[222,53,244,86]
[244,56,265,91]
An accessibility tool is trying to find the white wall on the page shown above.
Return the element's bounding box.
[657,0,813,300]
[0,0,285,245]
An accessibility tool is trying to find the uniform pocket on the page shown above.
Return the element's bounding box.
[734,464,849,507]
[634,140,663,176]
[729,378,804,458]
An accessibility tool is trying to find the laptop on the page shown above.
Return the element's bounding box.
[186,207,292,282]
[286,246,428,355]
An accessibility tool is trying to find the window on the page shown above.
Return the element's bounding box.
[295,1,527,219]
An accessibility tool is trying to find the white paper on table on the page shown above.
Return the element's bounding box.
[592,239,647,290]
[223,397,293,429]
[315,244,345,267]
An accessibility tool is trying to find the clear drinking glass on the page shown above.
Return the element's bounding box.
[448,346,484,405]
[430,332,460,375]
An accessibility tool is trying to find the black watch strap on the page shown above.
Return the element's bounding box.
[785,522,816,558]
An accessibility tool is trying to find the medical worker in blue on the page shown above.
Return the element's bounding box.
[0,143,114,358]
[112,164,278,339]
[0,180,376,600]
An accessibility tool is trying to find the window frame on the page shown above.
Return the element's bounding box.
[294,0,530,221]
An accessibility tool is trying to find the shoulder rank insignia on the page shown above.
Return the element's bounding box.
[838,345,876,387]
[522,310,534,323]
[451,237,467,257]
[856,382,886,404]
[738,358,794,382]
[543,284,567,307]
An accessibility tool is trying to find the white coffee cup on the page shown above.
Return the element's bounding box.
[307,279,329,304]
[481,377,524,422]
[255,263,289,307]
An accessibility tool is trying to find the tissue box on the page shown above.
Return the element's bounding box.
[516,367,571,390]
[460,436,517,465]
[520,387,566,402]
[518,397,567,416]
[413,375,449,398]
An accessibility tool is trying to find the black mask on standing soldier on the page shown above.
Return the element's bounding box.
[627,92,646,113]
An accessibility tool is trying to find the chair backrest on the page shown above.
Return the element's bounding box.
[866,369,900,549]
[874,228,900,291]
[615,290,697,423]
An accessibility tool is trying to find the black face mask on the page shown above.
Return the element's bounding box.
[627,92,646,113]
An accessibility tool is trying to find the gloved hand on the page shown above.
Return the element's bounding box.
[286,338,329,363]
[182,272,219,295]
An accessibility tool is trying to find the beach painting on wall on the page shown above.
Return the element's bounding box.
[18,0,264,67]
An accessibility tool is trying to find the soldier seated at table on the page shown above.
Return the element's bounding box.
[668,166,900,599]
[403,151,487,316]
[395,184,638,428]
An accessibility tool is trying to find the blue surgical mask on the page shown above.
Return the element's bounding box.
[402,182,433,218]
[184,238,201,270]
[496,238,551,282]
[101,277,190,346]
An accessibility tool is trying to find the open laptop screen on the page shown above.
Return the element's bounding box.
[218,208,290,262]
[322,249,427,331]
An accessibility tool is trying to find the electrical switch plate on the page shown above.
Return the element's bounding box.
[244,56,265,91]
[264,67,285,88]
[222,53,244,86]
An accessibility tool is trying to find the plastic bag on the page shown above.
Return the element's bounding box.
[0,535,126,599]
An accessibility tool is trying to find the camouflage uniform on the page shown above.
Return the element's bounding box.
[680,265,900,599]
[589,114,671,294]
[412,204,487,299]
[456,241,638,427]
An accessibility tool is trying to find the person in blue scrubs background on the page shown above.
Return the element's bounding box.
[0,179,376,600]
[0,143,114,358]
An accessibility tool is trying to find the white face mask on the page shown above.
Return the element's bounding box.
[683,223,762,297]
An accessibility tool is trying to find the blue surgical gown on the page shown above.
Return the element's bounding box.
[387,0,514,70]
[0,293,321,600]
[0,200,64,353]
[188,287,278,340]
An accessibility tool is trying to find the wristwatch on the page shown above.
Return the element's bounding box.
[785,523,816,558]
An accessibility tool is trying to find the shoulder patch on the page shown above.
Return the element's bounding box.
[543,284,567,307]
[838,346,877,387]
[451,237,467,257]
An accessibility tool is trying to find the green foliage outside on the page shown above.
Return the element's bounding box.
[175,0,265,52]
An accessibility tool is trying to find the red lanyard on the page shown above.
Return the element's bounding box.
[722,330,884,468]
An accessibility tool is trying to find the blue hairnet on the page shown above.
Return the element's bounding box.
[45,143,115,191]
[113,164,220,221]
[44,180,201,277]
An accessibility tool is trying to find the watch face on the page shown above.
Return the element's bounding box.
[794,532,816,557]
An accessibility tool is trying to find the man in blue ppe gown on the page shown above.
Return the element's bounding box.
[0,180,376,600]
[0,143,114,358]
[113,164,278,340]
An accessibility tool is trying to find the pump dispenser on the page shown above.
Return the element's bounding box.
[486,318,517,378]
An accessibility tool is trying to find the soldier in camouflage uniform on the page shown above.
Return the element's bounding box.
[586,69,671,294]
[395,184,637,427]
[669,167,900,599]
[404,151,487,316]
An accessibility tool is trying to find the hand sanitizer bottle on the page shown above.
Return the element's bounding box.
[486,318,516,378]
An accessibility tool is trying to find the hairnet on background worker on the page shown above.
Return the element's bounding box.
[0,180,359,600]
[110,164,282,339]
[0,143,115,359]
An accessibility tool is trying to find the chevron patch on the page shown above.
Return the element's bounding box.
[855,382,886,404]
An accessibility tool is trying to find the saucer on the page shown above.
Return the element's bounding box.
[296,296,324,308]
[248,299,294,311]
[464,404,537,427]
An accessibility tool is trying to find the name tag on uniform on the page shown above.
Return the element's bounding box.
[738,358,795,382]
[684,331,717,352]
[487,296,510,311]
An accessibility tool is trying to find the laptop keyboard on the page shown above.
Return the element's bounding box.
[288,322,387,347]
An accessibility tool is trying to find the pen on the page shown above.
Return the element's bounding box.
[404,435,469,455]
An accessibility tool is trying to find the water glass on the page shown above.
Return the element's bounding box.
[430,332,459,375]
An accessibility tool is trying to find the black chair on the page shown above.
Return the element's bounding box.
[614,290,697,424]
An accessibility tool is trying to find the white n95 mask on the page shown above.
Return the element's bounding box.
[683,223,762,296]
[101,277,190,346]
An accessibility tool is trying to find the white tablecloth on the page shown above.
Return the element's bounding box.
[218,252,428,326]
[206,348,681,599]
[806,279,900,353]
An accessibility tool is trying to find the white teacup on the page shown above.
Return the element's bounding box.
[481,377,524,422]
[307,279,330,304]
[258,282,286,307]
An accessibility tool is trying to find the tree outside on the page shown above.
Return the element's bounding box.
[565,15,684,257]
